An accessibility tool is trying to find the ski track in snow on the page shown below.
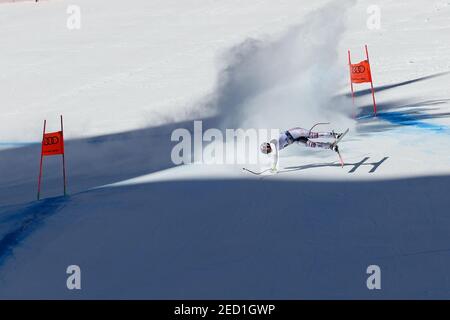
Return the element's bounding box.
[0,196,68,266]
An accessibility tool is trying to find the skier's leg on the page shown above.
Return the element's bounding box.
[289,128,340,141]
[308,131,335,139]
[305,139,333,150]
[296,138,335,151]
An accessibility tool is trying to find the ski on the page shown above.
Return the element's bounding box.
[336,149,345,168]
[332,128,349,168]
[334,128,349,145]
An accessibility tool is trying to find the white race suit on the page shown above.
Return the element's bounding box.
[269,127,336,171]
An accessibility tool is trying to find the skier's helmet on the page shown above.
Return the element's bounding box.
[260,142,272,154]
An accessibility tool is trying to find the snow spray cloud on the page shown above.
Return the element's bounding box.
[170,0,356,166]
[210,0,356,131]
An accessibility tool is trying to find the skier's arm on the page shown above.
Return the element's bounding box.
[270,138,279,172]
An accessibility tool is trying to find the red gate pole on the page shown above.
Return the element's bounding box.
[365,44,377,115]
[60,115,67,196]
[37,120,46,200]
[348,50,355,106]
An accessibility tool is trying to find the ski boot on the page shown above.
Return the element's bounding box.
[330,142,339,153]
[332,130,343,139]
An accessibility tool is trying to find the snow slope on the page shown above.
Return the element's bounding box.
[1,0,450,298]
[0,0,329,143]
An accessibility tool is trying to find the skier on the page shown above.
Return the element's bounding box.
[260,127,344,171]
